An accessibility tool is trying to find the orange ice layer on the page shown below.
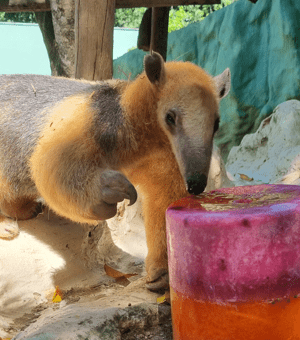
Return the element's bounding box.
[171,287,300,340]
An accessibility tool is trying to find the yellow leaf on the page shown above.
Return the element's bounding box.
[52,286,63,303]
[157,291,171,305]
[52,295,62,303]
[157,295,166,304]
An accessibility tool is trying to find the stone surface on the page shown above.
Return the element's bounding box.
[14,301,171,340]
[226,100,300,187]
[0,211,113,339]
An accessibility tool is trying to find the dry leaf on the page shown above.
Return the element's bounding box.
[104,264,137,279]
[238,173,253,181]
[52,286,63,303]
[157,291,170,305]
[157,295,166,304]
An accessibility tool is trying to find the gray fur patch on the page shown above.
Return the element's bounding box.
[0,75,104,195]
[89,84,124,155]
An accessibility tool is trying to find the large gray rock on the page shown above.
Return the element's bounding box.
[226,100,300,186]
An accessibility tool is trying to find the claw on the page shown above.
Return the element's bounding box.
[145,272,169,291]
[32,202,44,218]
[128,183,138,206]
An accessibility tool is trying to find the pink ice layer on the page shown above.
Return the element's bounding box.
[166,184,300,302]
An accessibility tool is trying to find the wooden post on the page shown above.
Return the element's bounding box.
[150,7,170,61]
[75,0,115,80]
[138,7,170,61]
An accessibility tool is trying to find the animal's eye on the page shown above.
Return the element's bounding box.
[166,111,176,127]
[214,118,220,133]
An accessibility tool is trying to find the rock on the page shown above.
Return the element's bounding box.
[14,302,171,340]
[277,153,300,186]
[206,144,234,191]
[81,218,145,277]
[0,212,110,339]
[107,194,147,263]
[226,100,300,186]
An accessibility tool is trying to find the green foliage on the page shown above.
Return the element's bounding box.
[0,0,235,29]
[127,46,137,52]
[168,0,235,33]
[114,8,147,28]
[0,12,37,23]
[114,1,235,32]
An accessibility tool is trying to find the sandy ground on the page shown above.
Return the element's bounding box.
[0,201,153,339]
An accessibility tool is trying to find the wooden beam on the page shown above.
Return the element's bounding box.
[0,0,51,12]
[74,0,115,80]
[0,0,220,12]
[116,0,220,7]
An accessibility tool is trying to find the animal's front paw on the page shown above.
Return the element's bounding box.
[145,257,169,291]
[146,267,169,291]
[0,217,19,239]
[92,170,137,220]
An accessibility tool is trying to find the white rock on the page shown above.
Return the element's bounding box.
[226,100,300,186]
[206,144,235,191]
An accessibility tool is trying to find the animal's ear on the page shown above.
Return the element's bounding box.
[214,68,231,99]
[144,52,166,86]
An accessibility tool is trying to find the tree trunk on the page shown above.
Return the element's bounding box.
[36,0,75,77]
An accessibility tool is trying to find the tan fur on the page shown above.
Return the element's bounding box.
[0,171,13,203]
[29,94,101,224]
[121,149,187,279]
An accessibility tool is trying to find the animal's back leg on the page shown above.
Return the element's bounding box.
[0,197,43,239]
[0,196,43,221]
[0,175,42,239]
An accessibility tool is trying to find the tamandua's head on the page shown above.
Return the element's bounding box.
[144,52,231,195]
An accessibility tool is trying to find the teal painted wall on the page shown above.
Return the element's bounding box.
[0,22,51,75]
[0,23,139,75]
